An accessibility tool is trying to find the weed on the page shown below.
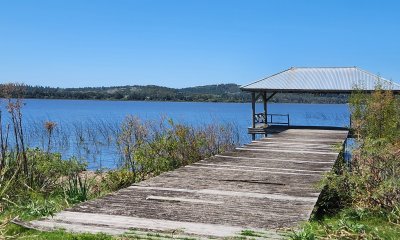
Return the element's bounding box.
[64,174,90,204]
[240,229,262,237]
[387,205,400,225]
[289,225,315,240]
[20,199,58,218]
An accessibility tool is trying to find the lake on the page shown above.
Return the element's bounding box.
[15,99,349,169]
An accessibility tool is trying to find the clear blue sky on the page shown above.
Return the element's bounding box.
[0,0,399,88]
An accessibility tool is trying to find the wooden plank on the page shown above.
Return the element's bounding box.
[129,186,318,202]
[214,155,334,167]
[30,211,261,238]
[235,147,340,155]
[185,165,322,176]
[146,195,224,205]
[192,162,329,173]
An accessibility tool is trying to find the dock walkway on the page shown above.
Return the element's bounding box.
[24,128,348,238]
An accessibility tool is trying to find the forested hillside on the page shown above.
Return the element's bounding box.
[0,83,349,103]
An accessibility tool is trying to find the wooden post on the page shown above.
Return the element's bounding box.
[251,92,256,140]
[263,92,267,123]
[263,92,267,137]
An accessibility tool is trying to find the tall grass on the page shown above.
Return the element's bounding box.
[22,115,240,171]
[24,118,121,169]
[115,116,239,183]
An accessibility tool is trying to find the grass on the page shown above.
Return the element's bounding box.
[3,223,113,240]
[240,230,263,237]
[6,224,254,239]
[289,208,400,239]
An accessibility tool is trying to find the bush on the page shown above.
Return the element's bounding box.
[25,149,86,193]
[116,116,239,183]
[0,149,86,208]
[320,86,400,214]
[102,169,136,191]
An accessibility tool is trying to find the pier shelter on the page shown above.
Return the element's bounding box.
[240,67,400,140]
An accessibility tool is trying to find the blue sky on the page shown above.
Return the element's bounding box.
[0,0,399,88]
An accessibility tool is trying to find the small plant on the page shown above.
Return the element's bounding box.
[319,217,368,239]
[336,218,366,234]
[289,224,316,240]
[20,199,58,218]
[342,207,370,221]
[64,174,90,204]
[240,229,262,237]
[387,205,400,225]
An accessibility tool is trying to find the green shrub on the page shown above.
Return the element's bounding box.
[0,148,86,210]
[19,199,59,218]
[25,149,86,193]
[102,169,136,191]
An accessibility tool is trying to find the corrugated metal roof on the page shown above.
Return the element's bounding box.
[241,67,400,92]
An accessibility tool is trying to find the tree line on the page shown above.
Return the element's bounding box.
[0,83,349,103]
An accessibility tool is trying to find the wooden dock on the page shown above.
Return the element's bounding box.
[22,128,348,238]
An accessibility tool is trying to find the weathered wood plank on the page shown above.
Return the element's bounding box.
[29,212,265,238]
[192,162,329,173]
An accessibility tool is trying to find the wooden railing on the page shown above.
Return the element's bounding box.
[255,113,290,126]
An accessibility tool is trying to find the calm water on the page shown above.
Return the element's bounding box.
[16,99,349,169]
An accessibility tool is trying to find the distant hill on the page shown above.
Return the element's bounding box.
[0,83,349,103]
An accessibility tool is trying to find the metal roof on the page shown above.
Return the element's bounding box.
[241,67,400,93]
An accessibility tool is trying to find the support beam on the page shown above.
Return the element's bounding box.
[266,92,277,101]
[263,92,267,114]
[251,92,256,140]
[263,92,268,137]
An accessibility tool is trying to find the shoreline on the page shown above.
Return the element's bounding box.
[15,97,349,105]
